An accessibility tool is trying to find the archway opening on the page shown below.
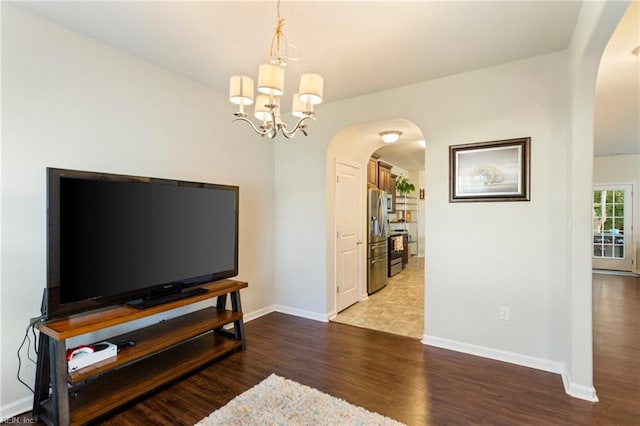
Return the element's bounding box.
[324,118,426,337]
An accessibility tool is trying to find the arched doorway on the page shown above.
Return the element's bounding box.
[325,118,425,326]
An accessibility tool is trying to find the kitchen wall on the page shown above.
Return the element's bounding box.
[1,5,275,415]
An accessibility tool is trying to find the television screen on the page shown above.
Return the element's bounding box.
[46,168,239,319]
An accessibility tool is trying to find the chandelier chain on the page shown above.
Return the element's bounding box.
[228,0,322,139]
[269,0,290,64]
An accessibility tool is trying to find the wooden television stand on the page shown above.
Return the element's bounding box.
[33,279,247,426]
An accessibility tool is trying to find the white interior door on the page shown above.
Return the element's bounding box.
[336,160,362,312]
[592,184,634,271]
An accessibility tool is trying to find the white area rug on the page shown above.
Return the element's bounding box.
[196,373,405,425]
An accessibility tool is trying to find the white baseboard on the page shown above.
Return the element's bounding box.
[0,396,32,422]
[273,305,329,322]
[561,366,599,402]
[229,304,329,324]
[244,305,331,324]
[422,334,600,402]
[243,305,275,323]
[422,334,564,374]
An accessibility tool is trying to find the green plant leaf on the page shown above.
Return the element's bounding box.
[395,175,415,195]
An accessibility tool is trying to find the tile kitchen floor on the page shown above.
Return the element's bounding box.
[331,256,424,339]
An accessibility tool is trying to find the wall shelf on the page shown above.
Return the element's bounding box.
[391,195,419,257]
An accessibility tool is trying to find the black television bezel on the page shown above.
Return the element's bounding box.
[46,167,239,319]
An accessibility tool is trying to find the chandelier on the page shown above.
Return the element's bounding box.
[229,0,324,139]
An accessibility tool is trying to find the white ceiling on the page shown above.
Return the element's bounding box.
[11,1,639,170]
[595,1,640,157]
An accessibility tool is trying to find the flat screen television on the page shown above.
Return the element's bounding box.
[46,168,239,319]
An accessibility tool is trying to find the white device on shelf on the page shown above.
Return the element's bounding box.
[67,341,117,372]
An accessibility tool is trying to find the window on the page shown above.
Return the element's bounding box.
[593,189,625,259]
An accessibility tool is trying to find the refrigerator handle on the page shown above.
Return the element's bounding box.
[377,193,387,237]
[371,216,379,236]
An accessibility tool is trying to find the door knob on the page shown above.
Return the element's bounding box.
[356,240,362,245]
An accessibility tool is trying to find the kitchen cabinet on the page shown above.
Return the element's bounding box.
[378,162,393,193]
[378,161,395,213]
[389,173,397,213]
[367,154,380,188]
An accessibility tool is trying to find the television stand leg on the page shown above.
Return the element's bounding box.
[230,290,246,350]
[50,339,70,425]
[216,294,227,310]
[32,333,50,420]
[214,291,245,350]
[32,335,70,425]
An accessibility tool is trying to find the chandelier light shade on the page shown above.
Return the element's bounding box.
[292,93,313,118]
[229,0,324,139]
[257,64,285,96]
[229,76,254,105]
[229,75,254,117]
[254,95,273,122]
[299,73,324,105]
[380,131,402,144]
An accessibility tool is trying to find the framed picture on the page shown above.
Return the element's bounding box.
[449,137,530,202]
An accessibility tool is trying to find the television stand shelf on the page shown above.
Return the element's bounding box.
[32,279,248,426]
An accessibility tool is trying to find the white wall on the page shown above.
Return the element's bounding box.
[420,52,570,369]
[594,154,640,272]
[1,5,275,416]
[276,50,572,368]
[274,0,626,394]
[565,0,629,400]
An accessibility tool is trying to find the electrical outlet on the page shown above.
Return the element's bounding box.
[499,306,510,321]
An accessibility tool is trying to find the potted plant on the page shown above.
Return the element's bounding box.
[395,175,415,196]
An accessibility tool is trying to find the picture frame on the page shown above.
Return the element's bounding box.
[449,137,530,202]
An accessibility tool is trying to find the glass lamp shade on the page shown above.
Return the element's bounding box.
[380,131,402,144]
[292,93,313,117]
[254,94,273,121]
[298,73,324,105]
[229,75,254,105]
[257,64,285,96]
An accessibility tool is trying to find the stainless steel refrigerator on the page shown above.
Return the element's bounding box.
[367,187,388,294]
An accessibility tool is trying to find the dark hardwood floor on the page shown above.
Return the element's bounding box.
[17,273,640,425]
[592,273,640,425]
